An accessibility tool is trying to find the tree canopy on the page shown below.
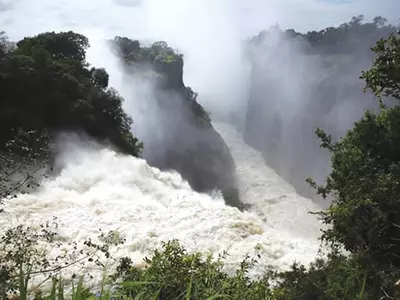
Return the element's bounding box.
[0,31,142,157]
[361,32,400,101]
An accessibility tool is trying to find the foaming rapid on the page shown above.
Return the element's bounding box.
[0,131,323,290]
[0,0,323,291]
[213,122,323,239]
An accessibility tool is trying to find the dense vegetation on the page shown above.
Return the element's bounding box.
[1,22,400,299]
[244,16,399,203]
[0,31,142,158]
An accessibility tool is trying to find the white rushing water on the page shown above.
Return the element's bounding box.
[0,0,323,291]
[213,122,323,240]
[0,126,323,290]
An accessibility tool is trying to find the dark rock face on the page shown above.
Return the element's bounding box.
[152,80,243,209]
[153,53,184,90]
[111,38,243,209]
[141,84,242,209]
[242,26,388,203]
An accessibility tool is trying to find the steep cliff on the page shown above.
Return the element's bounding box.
[243,19,395,201]
[111,37,243,209]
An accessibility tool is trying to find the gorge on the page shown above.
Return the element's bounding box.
[0,0,399,297]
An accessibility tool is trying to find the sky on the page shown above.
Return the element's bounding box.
[0,0,397,117]
[0,0,397,118]
[0,0,398,41]
[232,0,399,34]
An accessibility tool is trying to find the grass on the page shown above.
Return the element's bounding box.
[1,227,395,300]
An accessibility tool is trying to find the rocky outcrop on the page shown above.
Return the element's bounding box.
[111,37,243,210]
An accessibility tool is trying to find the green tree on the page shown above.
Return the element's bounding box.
[91,67,109,89]
[308,32,400,270]
[0,31,142,157]
[361,32,400,100]
[0,129,50,208]
[16,31,89,63]
[373,16,388,28]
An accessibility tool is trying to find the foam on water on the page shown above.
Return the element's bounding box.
[0,127,323,290]
[213,122,323,239]
[0,0,324,291]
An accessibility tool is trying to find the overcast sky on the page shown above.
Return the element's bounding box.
[233,0,399,34]
[0,0,397,148]
[0,0,398,41]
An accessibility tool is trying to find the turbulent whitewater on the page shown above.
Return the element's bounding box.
[0,124,323,289]
[0,0,323,291]
[213,122,323,240]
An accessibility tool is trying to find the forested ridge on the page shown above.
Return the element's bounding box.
[1,16,400,299]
